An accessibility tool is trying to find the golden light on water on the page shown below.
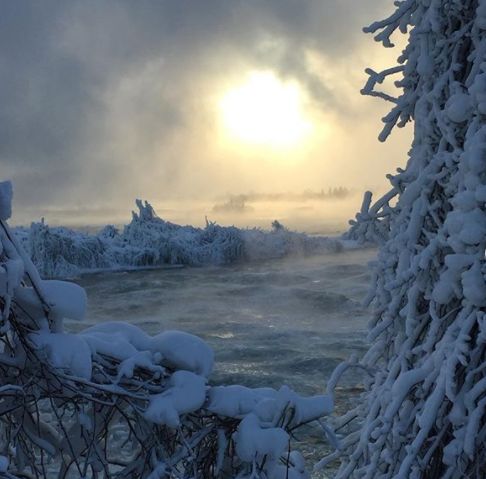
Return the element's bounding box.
[219,71,313,149]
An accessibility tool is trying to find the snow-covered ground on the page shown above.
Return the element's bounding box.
[14,200,349,278]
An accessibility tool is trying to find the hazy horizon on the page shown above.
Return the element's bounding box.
[2,1,411,230]
[12,187,368,235]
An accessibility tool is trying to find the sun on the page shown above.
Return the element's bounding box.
[219,71,313,149]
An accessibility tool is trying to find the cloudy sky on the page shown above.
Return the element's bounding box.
[1,0,411,228]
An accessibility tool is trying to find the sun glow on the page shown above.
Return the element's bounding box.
[219,71,312,149]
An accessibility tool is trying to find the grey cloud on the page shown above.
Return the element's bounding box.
[0,0,389,216]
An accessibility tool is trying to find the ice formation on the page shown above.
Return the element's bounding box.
[331,1,486,478]
[0,190,334,478]
[17,199,344,278]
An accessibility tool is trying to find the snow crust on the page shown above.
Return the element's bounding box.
[15,199,344,278]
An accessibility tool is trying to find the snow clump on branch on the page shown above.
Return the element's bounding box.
[0,183,335,478]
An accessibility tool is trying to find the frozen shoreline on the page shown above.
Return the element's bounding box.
[14,199,359,279]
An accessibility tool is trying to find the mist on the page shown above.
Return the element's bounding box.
[2,0,411,231]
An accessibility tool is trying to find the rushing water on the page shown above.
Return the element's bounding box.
[68,247,377,476]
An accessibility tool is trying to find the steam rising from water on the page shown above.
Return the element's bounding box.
[72,248,375,394]
[67,247,375,474]
[14,192,365,235]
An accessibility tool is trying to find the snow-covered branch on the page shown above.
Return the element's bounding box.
[0,183,334,478]
[336,1,486,477]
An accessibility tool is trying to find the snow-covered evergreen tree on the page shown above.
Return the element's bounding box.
[329,1,486,477]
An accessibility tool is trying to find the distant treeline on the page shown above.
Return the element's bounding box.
[213,187,351,212]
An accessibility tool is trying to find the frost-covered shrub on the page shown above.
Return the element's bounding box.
[19,199,342,278]
[0,186,334,478]
[243,227,342,262]
[29,220,109,278]
[330,1,486,478]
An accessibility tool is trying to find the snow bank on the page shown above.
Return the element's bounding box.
[16,199,344,278]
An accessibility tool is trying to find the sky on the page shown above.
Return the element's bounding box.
[1,0,411,230]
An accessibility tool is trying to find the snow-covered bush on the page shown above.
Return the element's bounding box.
[0,183,334,478]
[20,199,342,278]
[29,220,109,278]
[330,1,486,478]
